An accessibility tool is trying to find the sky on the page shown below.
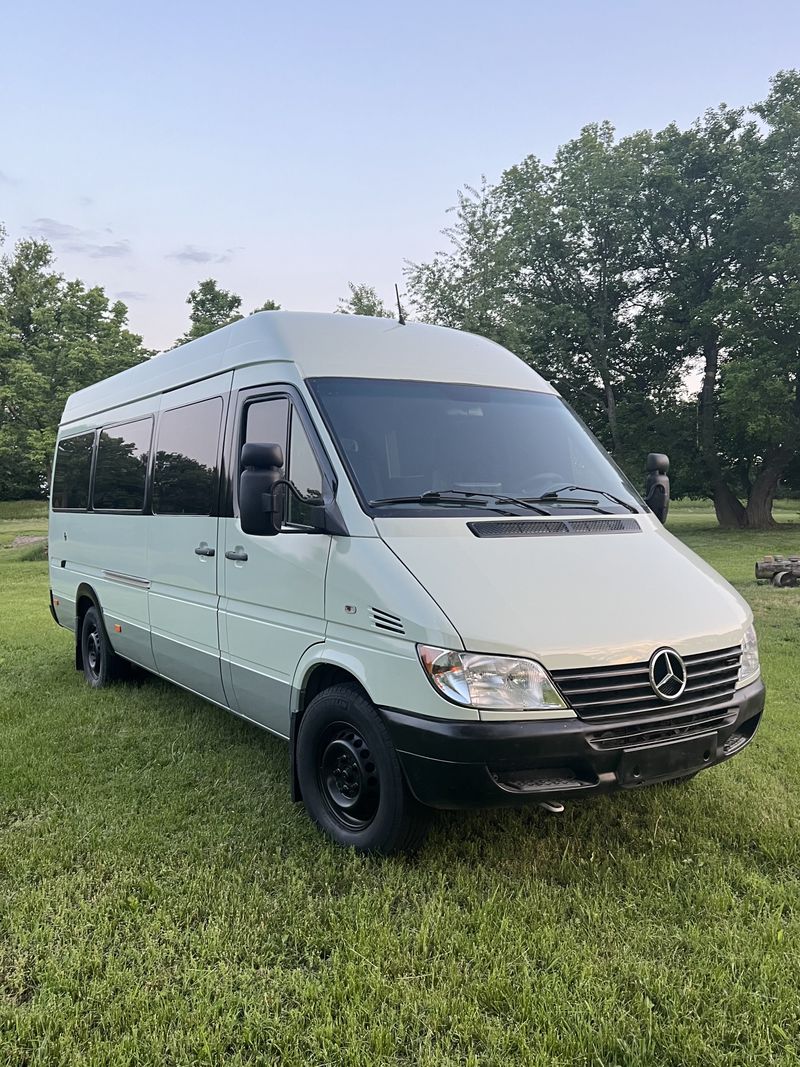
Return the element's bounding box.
[2,0,799,352]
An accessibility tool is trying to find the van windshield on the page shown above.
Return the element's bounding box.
[307,378,643,516]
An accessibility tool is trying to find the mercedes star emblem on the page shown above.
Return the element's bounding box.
[648,647,688,701]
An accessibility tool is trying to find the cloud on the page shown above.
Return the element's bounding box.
[80,239,132,259]
[116,290,147,302]
[31,217,83,240]
[166,244,240,265]
[0,170,20,185]
[28,218,133,259]
[77,195,93,207]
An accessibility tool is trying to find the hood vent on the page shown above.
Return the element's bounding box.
[370,607,405,635]
[468,517,641,538]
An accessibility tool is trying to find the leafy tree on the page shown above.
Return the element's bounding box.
[175,278,243,345]
[408,71,800,526]
[407,135,685,474]
[251,299,282,313]
[337,282,394,318]
[640,73,800,527]
[0,235,151,499]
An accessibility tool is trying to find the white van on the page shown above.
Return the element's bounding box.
[49,312,764,853]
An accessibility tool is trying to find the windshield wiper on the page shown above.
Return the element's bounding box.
[536,485,639,514]
[368,489,551,516]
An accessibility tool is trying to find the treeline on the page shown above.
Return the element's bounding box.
[1,71,798,524]
[407,71,800,530]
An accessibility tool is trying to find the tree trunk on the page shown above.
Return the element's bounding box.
[746,455,792,529]
[603,378,621,455]
[713,484,748,528]
[699,334,747,528]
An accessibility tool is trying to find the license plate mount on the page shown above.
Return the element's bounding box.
[617,732,717,787]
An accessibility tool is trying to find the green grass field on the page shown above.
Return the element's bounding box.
[1,501,799,1065]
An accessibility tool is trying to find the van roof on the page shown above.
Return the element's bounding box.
[61,311,555,424]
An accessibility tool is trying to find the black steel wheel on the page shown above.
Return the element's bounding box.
[80,605,121,688]
[317,721,381,831]
[296,683,430,854]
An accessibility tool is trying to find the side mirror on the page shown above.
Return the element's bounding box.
[645,452,670,524]
[239,442,285,536]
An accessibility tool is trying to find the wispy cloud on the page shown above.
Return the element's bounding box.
[116,289,147,302]
[79,239,132,259]
[166,244,240,265]
[28,217,133,259]
[0,170,20,186]
[31,217,82,241]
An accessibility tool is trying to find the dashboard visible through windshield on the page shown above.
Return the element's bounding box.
[307,378,642,516]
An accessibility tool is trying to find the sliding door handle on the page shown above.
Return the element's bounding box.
[194,544,215,557]
[225,548,248,562]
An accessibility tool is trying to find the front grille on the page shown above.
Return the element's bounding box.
[551,646,741,721]
[585,706,737,751]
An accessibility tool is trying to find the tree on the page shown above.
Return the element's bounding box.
[408,71,800,525]
[640,72,800,527]
[0,235,151,499]
[250,299,282,313]
[175,278,243,345]
[407,135,687,472]
[336,282,394,318]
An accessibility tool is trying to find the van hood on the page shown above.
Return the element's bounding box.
[375,514,750,669]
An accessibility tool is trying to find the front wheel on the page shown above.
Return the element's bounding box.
[296,684,430,854]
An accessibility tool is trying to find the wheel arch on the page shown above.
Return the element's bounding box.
[290,651,374,803]
[74,583,101,670]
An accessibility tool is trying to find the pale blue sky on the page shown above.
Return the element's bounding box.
[2,0,798,350]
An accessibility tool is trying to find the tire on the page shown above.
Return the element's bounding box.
[296,683,430,855]
[80,605,122,688]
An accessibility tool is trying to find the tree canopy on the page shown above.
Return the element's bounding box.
[407,70,800,527]
[0,236,151,500]
[336,282,394,318]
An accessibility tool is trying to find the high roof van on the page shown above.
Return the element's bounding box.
[49,312,764,853]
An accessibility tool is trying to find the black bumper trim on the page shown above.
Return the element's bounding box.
[380,678,765,809]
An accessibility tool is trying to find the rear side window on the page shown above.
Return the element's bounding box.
[93,418,152,511]
[52,432,94,510]
[153,398,223,515]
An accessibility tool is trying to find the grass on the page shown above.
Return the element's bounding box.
[1,501,799,1065]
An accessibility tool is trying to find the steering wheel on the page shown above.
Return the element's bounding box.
[517,473,565,498]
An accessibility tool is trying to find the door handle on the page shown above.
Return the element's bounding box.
[225,548,248,562]
[194,544,215,557]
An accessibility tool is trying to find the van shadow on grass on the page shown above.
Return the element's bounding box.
[103,665,768,889]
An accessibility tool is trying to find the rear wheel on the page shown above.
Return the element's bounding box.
[296,684,430,854]
[80,605,122,688]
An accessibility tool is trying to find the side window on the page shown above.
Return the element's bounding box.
[287,410,324,526]
[154,398,223,515]
[93,418,152,511]
[52,432,94,510]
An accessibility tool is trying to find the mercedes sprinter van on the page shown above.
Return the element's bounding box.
[49,312,765,853]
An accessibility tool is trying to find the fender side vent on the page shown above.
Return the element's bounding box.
[468,517,641,538]
[370,607,405,635]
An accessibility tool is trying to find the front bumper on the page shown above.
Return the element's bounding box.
[381,677,765,809]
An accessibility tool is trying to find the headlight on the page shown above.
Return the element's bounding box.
[738,624,760,686]
[417,645,567,711]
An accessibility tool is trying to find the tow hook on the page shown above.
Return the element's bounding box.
[537,799,565,814]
